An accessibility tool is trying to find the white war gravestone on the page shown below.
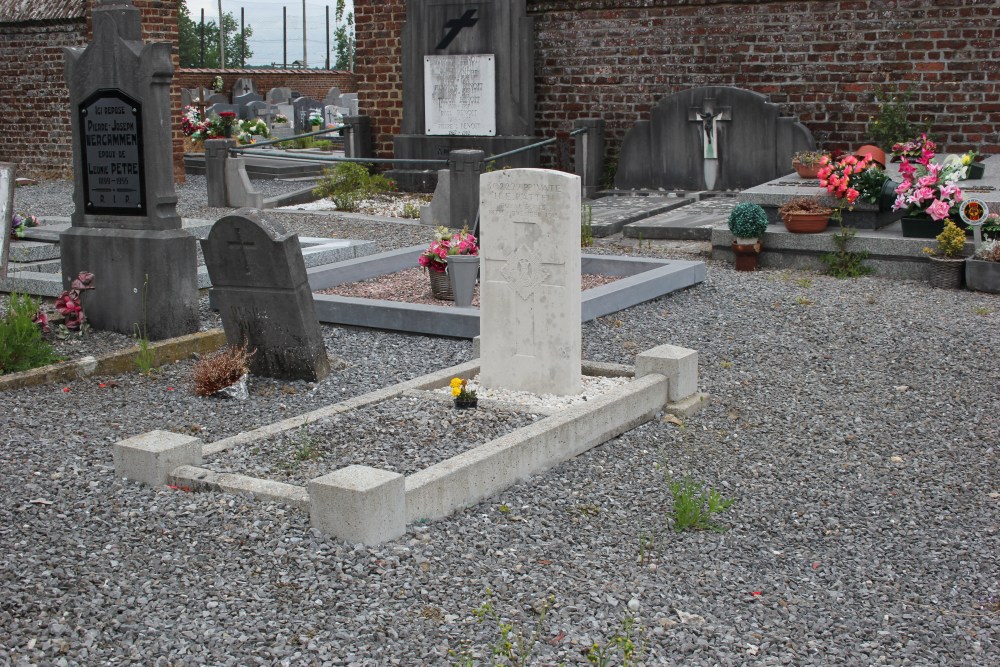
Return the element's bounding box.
[0,163,13,278]
[479,169,582,396]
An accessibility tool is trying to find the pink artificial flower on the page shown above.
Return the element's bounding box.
[917,174,938,188]
[895,180,912,195]
[846,188,860,203]
[926,199,951,221]
[911,186,935,206]
[941,183,961,199]
[892,193,908,211]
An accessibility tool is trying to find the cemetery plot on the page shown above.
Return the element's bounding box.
[203,394,541,484]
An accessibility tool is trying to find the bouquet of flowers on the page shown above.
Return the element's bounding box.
[181,106,209,141]
[890,135,964,220]
[817,152,883,205]
[237,118,270,144]
[418,226,479,273]
[211,75,224,92]
[10,212,39,239]
[273,113,289,125]
[308,110,323,127]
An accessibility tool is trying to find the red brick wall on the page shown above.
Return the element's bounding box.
[355,0,1000,161]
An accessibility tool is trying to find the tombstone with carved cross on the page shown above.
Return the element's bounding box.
[479,169,582,396]
[201,212,331,382]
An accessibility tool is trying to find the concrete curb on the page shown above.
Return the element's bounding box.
[0,329,227,391]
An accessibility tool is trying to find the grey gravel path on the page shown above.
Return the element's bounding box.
[1,178,998,665]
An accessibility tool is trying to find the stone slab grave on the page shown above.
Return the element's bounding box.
[585,193,696,237]
[0,162,13,278]
[307,245,705,338]
[479,168,581,395]
[116,342,706,545]
[616,86,814,192]
[61,0,197,340]
[201,212,332,382]
[622,194,739,241]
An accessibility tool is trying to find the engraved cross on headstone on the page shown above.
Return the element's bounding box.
[687,98,731,160]
[228,225,255,276]
[435,9,479,50]
[487,220,567,356]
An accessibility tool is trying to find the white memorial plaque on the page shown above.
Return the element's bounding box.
[424,54,496,136]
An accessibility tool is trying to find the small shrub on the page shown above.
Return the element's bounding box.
[0,293,61,375]
[924,219,966,258]
[727,202,769,240]
[867,85,930,149]
[312,162,395,212]
[401,201,421,219]
[193,340,255,396]
[667,477,734,533]
[821,225,874,278]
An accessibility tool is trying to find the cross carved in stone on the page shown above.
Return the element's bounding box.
[688,98,732,160]
[485,220,567,356]
[227,225,255,276]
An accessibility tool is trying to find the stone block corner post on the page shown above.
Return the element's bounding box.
[574,118,605,199]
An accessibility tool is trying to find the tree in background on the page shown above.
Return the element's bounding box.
[333,0,355,71]
[178,1,253,68]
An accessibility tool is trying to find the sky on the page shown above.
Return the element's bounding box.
[185,0,354,68]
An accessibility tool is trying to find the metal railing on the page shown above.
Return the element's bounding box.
[484,126,587,164]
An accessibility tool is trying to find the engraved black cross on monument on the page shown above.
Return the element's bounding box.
[228,225,255,276]
[435,9,479,50]
[687,98,731,160]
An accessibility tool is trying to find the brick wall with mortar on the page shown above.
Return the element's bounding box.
[354,0,1000,164]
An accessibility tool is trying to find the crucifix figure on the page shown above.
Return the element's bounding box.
[688,98,731,189]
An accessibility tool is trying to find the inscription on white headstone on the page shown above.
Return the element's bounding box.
[424,55,496,136]
[479,169,582,396]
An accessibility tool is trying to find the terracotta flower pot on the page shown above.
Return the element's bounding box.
[792,161,822,179]
[855,145,886,169]
[731,241,762,271]
[782,211,832,233]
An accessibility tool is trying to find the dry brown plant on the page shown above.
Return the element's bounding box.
[193,339,255,396]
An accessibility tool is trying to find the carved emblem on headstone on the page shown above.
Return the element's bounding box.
[435,9,479,50]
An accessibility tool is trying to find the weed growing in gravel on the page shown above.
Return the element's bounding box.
[402,201,421,219]
[797,277,813,288]
[667,477,734,533]
[293,422,321,461]
[0,293,61,374]
[450,589,553,667]
[585,614,644,666]
[133,275,156,375]
[582,204,594,248]
[719,361,733,369]
[313,162,395,212]
[795,296,814,306]
[972,306,991,316]
[821,225,874,278]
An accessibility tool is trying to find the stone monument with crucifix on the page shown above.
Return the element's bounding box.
[616,86,815,191]
[200,213,331,382]
[391,0,537,189]
[60,0,197,339]
[478,169,582,396]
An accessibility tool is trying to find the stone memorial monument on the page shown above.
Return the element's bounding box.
[0,162,13,278]
[392,0,537,186]
[478,169,582,396]
[615,86,815,191]
[201,213,331,382]
[61,0,197,339]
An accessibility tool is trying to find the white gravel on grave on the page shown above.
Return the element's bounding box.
[436,374,631,411]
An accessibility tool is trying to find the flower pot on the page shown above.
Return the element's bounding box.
[782,211,832,234]
[855,145,886,169]
[454,398,478,409]
[965,258,1000,293]
[878,179,900,212]
[927,256,965,289]
[792,161,822,179]
[731,241,761,272]
[447,255,480,308]
[901,214,945,239]
[965,162,985,180]
[428,268,454,300]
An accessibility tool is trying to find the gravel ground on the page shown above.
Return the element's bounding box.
[2,178,998,665]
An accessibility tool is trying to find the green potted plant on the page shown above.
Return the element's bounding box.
[961,149,985,180]
[778,197,834,234]
[922,219,968,289]
[727,202,769,271]
[965,237,1000,294]
[791,151,828,179]
[450,377,478,409]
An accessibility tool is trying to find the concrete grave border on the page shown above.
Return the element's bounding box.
[116,344,708,545]
[307,245,706,338]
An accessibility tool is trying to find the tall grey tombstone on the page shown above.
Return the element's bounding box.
[0,162,13,278]
[233,92,263,119]
[394,0,536,167]
[292,97,324,134]
[206,103,239,118]
[206,93,228,105]
[245,100,273,123]
[478,169,581,396]
[338,93,359,116]
[232,77,256,97]
[323,86,342,105]
[201,213,331,382]
[615,86,815,191]
[61,0,197,340]
[266,87,292,104]
[180,88,193,108]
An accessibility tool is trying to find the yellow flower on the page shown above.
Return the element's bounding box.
[962,153,973,165]
[451,387,461,397]
[450,378,462,388]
